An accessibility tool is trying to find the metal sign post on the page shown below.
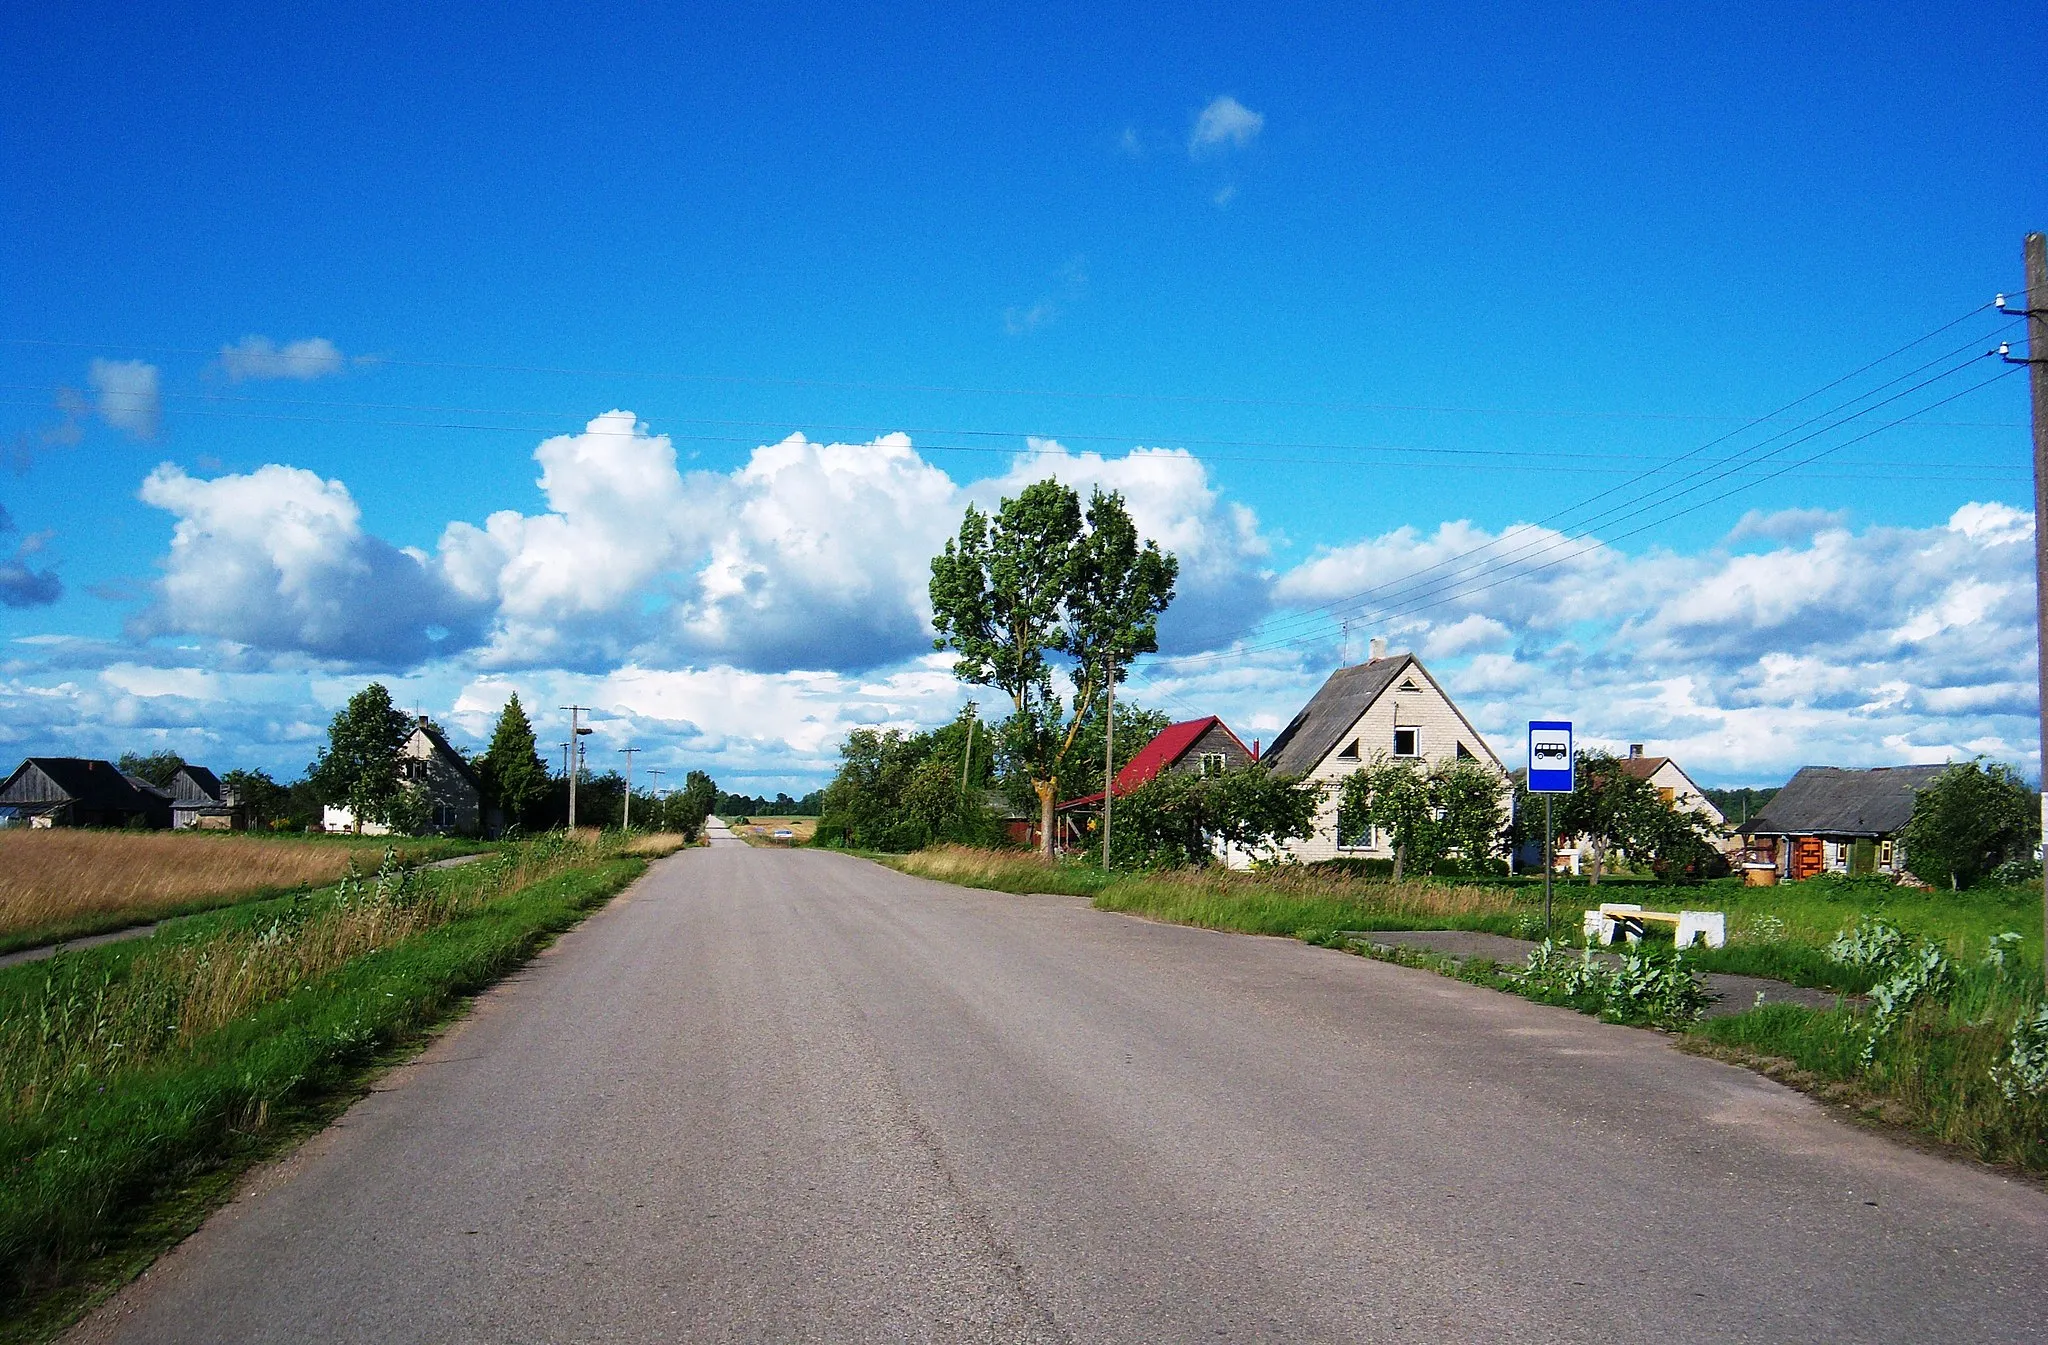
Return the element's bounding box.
[1527,720,1575,939]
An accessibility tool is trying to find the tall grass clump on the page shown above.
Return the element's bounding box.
[0,829,478,952]
[0,831,644,1329]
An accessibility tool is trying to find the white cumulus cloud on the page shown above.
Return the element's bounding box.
[137,462,483,664]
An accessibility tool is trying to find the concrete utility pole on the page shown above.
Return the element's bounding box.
[561,706,591,830]
[960,715,976,797]
[1103,659,1115,871]
[620,746,639,831]
[2008,232,2048,985]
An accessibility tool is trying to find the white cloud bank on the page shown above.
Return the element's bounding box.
[15,412,2035,790]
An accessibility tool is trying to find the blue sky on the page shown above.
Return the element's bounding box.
[3,2,2044,791]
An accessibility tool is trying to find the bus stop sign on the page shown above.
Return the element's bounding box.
[1528,721,1574,793]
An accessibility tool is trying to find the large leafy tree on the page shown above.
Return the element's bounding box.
[480,693,548,832]
[220,768,288,828]
[674,769,718,839]
[307,683,412,833]
[1551,751,1658,886]
[929,480,1177,855]
[1901,760,2038,891]
[116,751,185,788]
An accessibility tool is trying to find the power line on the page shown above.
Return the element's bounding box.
[1217,318,2018,649]
[1169,361,2024,668]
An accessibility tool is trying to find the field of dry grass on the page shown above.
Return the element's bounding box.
[0,830,476,951]
[732,816,817,847]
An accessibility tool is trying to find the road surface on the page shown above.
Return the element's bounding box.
[77,847,2048,1343]
[700,816,747,847]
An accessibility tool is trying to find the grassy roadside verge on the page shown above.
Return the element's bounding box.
[0,837,651,1341]
[886,846,2048,1174]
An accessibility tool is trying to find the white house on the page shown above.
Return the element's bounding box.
[322,717,484,836]
[1259,644,1506,865]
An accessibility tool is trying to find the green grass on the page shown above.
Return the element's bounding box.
[0,839,644,1340]
[892,846,2048,1172]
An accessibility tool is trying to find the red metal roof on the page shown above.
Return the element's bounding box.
[1057,716,1251,810]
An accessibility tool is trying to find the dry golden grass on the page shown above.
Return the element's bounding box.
[623,832,689,856]
[736,817,817,846]
[0,830,457,946]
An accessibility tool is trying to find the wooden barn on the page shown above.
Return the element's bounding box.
[0,757,174,829]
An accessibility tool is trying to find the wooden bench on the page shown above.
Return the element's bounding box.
[1582,902,1725,949]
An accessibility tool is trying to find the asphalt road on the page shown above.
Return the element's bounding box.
[77,847,2048,1343]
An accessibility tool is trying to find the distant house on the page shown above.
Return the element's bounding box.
[1260,646,1505,864]
[1540,746,1735,874]
[0,757,174,829]
[1738,764,1947,880]
[321,717,484,836]
[1049,715,1258,849]
[168,765,245,830]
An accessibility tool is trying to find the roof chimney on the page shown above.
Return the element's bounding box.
[1252,739,1260,760]
[1368,636,1386,662]
[419,715,431,728]
[1629,743,1643,758]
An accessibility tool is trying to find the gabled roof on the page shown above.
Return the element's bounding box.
[1616,755,1672,781]
[410,721,483,790]
[170,765,225,805]
[1261,653,1501,777]
[1260,657,1414,776]
[0,758,162,812]
[1740,765,1948,838]
[1057,715,1251,809]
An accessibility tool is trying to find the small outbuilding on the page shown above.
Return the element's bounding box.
[168,765,245,830]
[1738,764,1947,880]
[1053,715,1258,848]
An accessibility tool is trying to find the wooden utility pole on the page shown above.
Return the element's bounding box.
[2021,233,2048,985]
[620,746,639,831]
[1103,661,1115,871]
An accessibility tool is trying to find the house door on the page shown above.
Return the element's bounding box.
[1791,836,1824,881]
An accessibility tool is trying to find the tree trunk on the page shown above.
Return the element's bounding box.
[1392,840,1406,883]
[1590,838,1604,886]
[1036,780,1056,858]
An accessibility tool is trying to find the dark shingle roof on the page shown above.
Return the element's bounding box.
[1740,765,1949,838]
[2,758,156,810]
[1259,656,1414,777]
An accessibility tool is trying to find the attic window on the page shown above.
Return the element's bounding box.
[1336,739,1361,761]
[1398,679,1420,692]
[1393,728,1420,757]
[1455,742,1474,761]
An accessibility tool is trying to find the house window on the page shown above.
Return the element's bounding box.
[1336,739,1361,761]
[1199,752,1227,778]
[1393,727,1419,757]
[1336,811,1373,850]
[434,804,457,829]
[1878,839,1895,868]
[1455,742,1474,761]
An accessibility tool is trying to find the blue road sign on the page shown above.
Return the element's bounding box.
[1528,721,1574,793]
